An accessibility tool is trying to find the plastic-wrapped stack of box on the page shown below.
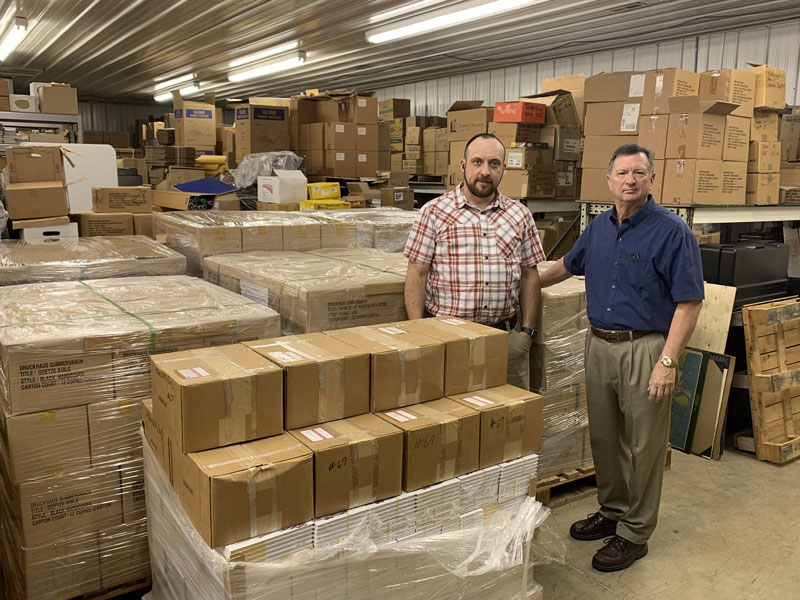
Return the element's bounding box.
[0,276,280,600]
[312,209,418,251]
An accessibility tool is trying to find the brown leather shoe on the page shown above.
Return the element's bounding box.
[569,512,618,541]
[592,535,648,572]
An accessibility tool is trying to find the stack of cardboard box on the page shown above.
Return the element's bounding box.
[379,99,411,172]
[746,64,786,205]
[83,130,131,149]
[172,92,216,157]
[234,97,291,165]
[401,115,447,175]
[312,208,418,251]
[68,186,154,237]
[421,122,449,176]
[145,146,196,186]
[0,77,11,111]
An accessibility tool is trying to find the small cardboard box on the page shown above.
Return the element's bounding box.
[554,160,579,198]
[87,398,141,465]
[377,398,479,492]
[257,170,308,204]
[151,344,284,453]
[582,134,638,168]
[290,413,403,517]
[7,146,64,183]
[661,159,723,205]
[487,122,541,149]
[518,90,580,126]
[779,185,800,204]
[91,186,152,213]
[177,433,313,547]
[720,162,747,205]
[751,110,779,142]
[133,213,154,238]
[665,96,736,160]
[398,317,509,395]
[4,181,69,220]
[447,101,492,141]
[448,384,543,468]
[542,73,586,127]
[380,186,414,210]
[324,150,358,179]
[493,101,545,124]
[381,117,405,138]
[746,173,780,205]
[539,124,581,161]
[325,324,445,413]
[699,69,757,117]
[637,114,669,159]
[584,72,646,103]
[37,84,78,114]
[356,124,379,151]
[324,122,357,150]
[246,332,369,430]
[70,210,134,236]
[747,141,782,173]
[307,181,341,199]
[746,63,786,110]
[19,221,78,243]
[506,147,554,170]
[406,126,422,145]
[583,101,641,136]
[378,99,411,120]
[422,127,442,152]
[723,115,751,162]
[641,68,700,114]
[344,95,378,124]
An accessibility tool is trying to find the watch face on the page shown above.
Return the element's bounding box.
[660,356,673,367]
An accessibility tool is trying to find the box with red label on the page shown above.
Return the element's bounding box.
[493,101,546,124]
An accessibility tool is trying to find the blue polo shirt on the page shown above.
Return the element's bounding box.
[563,196,704,332]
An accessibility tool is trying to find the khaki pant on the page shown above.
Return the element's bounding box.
[584,331,670,545]
[507,329,532,390]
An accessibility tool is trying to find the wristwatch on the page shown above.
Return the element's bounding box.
[521,327,537,338]
[659,355,676,368]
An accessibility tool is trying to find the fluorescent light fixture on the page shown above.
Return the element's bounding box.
[366,0,540,43]
[227,51,306,83]
[369,0,445,24]
[154,85,199,103]
[154,73,195,91]
[0,17,28,61]
[229,41,299,68]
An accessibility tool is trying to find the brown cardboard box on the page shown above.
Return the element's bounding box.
[246,332,369,430]
[21,535,101,600]
[299,123,324,150]
[641,68,700,114]
[177,433,313,547]
[377,398,479,491]
[324,122,357,150]
[4,182,68,220]
[406,126,422,145]
[554,161,579,198]
[0,95,8,111]
[133,213,154,238]
[449,140,468,162]
[87,398,141,466]
[488,122,541,149]
[234,104,290,161]
[306,149,325,175]
[70,211,134,236]
[448,384,543,468]
[582,135,638,169]
[779,163,800,186]
[422,127,441,152]
[666,96,736,160]
[723,115,751,162]
[403,159,424,173]
[506,147,554,170]
[746,63,786,110]
[498,167,555,199]
[378,99,411,120]
[584,72,646,103]
[720,162,747,205]
[694,231,721,244]
[539,124,581,161]
[746,173,780,205]
[583,101,642,136]
[37,84,78,115]
[324,150,358,178]
[10,215,70,230]
[380,186,414,210]
[390,152,403,171]
[747,141,781,173]
[91,186,152,213]
[661,159,722,205]
[378,150,391,171]
[381,117,405,139]
[405,145,422,160]
[637,114,669,159]
[579,168,613,203]
[357,151,379,178]
[325,324,445,412]
[151,344,283,453]
[518,90,579,126]
[398,317,508,395]
[446,101,492,141]
[434,151,448,176]
[142,399,170,482]
[423,152,436,175]
[751,110,779,141]
[344,95,378,124]
[7,146,64,183]
[98,521,150,590]
[447,163,464,189]
[315,98,347,123]
[356,124,379,151]
[289,413,402,517]
[174,93,217,148]
[651,158,665,202]
[699,69,757,117]
[779,185,800,204]
[541,74,586,124]
[780,114,800,161]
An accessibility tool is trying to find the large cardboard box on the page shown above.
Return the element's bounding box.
[91,186,152,213]
[447,163,464,189]
[448,385,543,468]
[498,167,555,199]
[780,114,800,162]
[357,151,379,178]
[583,101,641,136]
[751,110,779,142]
[234,104,290,161]
[324,122,357,150]
[493,101,545,124]
[378,99,411,120]
[747,141,781,173]
[70,210,134,236]
[87,397,141,466]
[4,182,68,220]
[661,159,723,205]
[584,71,646,103]
[21,535,102,600]
[506,147,554,170]
[324,150,358,178]
[746,63,786,110]
[377,398,479,491]
[582,135,638,169]
[434,151,448,176]
[721,161,747,205]
[641,68,700,114]
[446,101,492,141]
[289,413,402,517]
[151,344,283,453]
[315,98,347,124]
[177,433,313,547]
[37,84,78,115]
[699,69,757,117]
[637,114,669,159]
[487,122,541,149]
[98,521,150,590]
[344,94,378,124]
[519,90,579,126]
[325,324,445,413]
[356,124,379,151]
[746,173,780,205]
[541,74,586,127]
[723,115,751,162]
[7,146,64,183]
[257,170,307,204]
[246,332,369,430]
[173,93,216,148]
[665,97,736,160]
[539,124,581,161]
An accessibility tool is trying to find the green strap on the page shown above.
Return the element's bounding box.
[79,280,159,353]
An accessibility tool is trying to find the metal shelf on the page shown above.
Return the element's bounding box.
[524,199,580,213]
[0,111,83,145]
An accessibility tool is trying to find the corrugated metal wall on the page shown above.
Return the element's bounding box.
[78,101,169,133]
[373,20,800,116]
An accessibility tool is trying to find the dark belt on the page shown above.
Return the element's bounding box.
[489,314,517,332]
[591,327,659,343]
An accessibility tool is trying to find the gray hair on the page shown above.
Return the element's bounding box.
[608,144,655,175]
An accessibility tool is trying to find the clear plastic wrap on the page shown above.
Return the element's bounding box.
[313,208,418,252]
[229,152,306,189]
[203,249,407,334]
[0,235,187,286]
[142,430,549,600]
[0,275,281,600]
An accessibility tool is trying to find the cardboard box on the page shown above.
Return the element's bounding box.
[449,139,468,162]
[177,433,313,547]
[665,97,735,160]
[406,126,422,145]
[9,93,38,112]
[398,317,508,395]
[19,222,78,243]
[720,161,747,205]
[234,104,289,161]
[91,186,152,213]
[4,181,68,220]
[325,324,445,412]
[151,344,284,453]
[356,124,379,151]
[780,114,800,161]
[305,149,325,175]
[246,332,369,430]
[142,398,170,482]
[448,385,543,468]
[298,123,323,150]
[314,98,347,123]
[487,122,541,149]
[751,110,779,141]
[390,152,403,171]
[542,74,586,126]
[747,141,782,173]
[381,117,405,139]
[637,114,669,159]
[661,159,722,205]
[746,173,780,205]
[694,231,721,244]
[324,122,357,150]
[582,135,637,169]
[579,168,613,203]
[423,152,436,175]
[583,101,641,136]
[519,90,579,126]
[37,84,78,115]
[7,146,64,183]
[780,162,800,186]
[0,77,11,95]
[641,68,700,114]
[423,127,442,152]
[299,198,351,210]
[289,413,402,517]
[357,151,379,178]
[699,69,757,117]
[344,95,378,124]
[447,101,492,141]
[539,124,581,161]
[257,170,307,204]
[554,160,579,198]
[70,211,134,236]
[493,101,545,124]
[378,99,411,120]
[21,535,101,600]
[324,150,358,178]
[86,398,141,467]
[9,215,69,230]
[403,159,424,173]
[377,398,479,491]
[723,115,751,162]
[779,185,800,204]
[380,186,414,210]
[746,63,786,109]
[307,181,341,199]
[447,163,464,189]
[506,147,554,170]
[498,167,555,199]
[434,151,448,176]
[174,93,217,148]
[98,521,150,590]
[584,72,646,103]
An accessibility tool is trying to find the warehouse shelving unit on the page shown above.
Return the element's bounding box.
[0,111,83,150]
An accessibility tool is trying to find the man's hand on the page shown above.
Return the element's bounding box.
[647,362,676,403]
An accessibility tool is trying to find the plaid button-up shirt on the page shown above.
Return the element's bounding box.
[404,183,545,325]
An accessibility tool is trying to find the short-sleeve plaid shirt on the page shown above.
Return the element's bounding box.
[404,183,545,325]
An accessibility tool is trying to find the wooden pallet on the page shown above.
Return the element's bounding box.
[78,577,151,600]
[535,466,596,507]
[742,298,800,464]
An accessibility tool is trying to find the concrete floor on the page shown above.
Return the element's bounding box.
[535,447,800,599]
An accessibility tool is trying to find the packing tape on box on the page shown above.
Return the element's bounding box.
[355,328,425,406]
[653,70,665,111]
[333,419,381,507]
[247,463,280,539]
[413,403,461,482]
[647,115,660,134]
[710,70,721,94]
[504,402,526,460]
[467,336,488,390]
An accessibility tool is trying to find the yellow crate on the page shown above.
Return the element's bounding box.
[307,182,341,200]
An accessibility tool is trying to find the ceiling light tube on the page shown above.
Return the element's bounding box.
[229,41,300,68]
[369,0,446,24]
[154,73,195,91]
[366,0,539,44]
[0,17,28,61]
[154,85,199,103]
[227,51,306,83]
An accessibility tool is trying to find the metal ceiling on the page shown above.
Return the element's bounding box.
[1,0,799,105]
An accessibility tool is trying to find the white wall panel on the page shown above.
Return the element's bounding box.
[633,45,658,71]
[656,41,684,69]
[681,38,697,71]
[612,48,635,71]
[519,63,538,96]
[738,27,769,64]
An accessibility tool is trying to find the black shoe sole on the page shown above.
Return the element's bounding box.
[591,545,648,572]
[569,526,618,541]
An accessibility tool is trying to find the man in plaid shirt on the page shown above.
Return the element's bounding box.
[403,133,545,389]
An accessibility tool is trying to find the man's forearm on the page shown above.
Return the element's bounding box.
[519,266,541,329]
[539,257,572,288]
[404,267,429,320]
[661,300,703,359]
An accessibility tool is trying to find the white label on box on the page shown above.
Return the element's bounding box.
[441,318,467,326]
[239,281,269,306]
[314,427,334,439]
[563,138,581,153]
[358,127,366,135]
[335,124,345,133]
[176,367,212,380]
[620,103,641,132]
[359,153,367,162]
[378,326,406,335]
[358,98,367,107]
[269,351,306,363]
[462,395,495,407]
[336,152,345,161]
[507,152,523,168]
[629,73,645,98]
[555,172,574,186]
[385,410,418,422]
[394,192,404,203]
[300,427,333,442]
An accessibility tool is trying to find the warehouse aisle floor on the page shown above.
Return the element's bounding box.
[535,447,800,599]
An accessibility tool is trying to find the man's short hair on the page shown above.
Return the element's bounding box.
[608,144,655,175]
[464,132,505,159]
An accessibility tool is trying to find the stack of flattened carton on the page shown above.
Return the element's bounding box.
[312,208,419,253]
[0,275,280,600]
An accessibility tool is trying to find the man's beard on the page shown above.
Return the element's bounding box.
[465,177,496,198]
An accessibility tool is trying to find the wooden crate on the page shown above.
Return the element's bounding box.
[742,298,800,464]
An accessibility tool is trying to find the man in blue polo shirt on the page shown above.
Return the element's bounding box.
[539,144,704,572]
